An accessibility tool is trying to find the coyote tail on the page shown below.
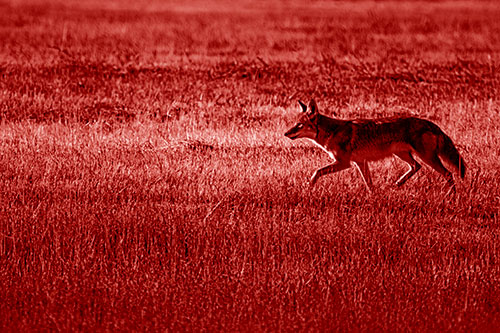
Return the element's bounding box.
[439,133,466,179]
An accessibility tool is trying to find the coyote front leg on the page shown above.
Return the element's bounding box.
[354,160,373,192]
[310,161,350,186]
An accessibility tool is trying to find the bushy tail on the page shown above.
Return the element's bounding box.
[439,134,466,179]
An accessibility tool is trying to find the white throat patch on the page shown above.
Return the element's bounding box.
[308,138,337,161]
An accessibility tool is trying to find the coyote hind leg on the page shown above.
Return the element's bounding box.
[418,153,456,189]
[394,152,421,186]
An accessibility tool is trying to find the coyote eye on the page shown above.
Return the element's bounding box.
[297,123,304,129]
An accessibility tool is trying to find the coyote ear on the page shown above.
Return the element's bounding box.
[307,99,318,119]
[298,100,307,113]
[309,99,318,115]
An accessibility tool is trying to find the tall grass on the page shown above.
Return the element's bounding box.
[1,0,499,331]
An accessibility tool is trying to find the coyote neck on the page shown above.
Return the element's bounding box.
[314,114,348,146]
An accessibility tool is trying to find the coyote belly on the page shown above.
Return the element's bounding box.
[285,99,466,192]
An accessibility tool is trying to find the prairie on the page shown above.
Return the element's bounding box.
[0,0,499,331]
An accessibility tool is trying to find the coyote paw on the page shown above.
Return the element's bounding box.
[445,184,457,197]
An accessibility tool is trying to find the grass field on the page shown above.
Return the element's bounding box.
[1,0,500,331]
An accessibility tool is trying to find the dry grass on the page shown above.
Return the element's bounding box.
[1,0,500,331]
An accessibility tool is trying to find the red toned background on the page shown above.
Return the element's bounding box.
[0,1,499,331]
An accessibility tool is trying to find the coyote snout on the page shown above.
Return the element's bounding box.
[285,99,466,192]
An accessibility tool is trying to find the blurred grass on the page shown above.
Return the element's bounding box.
[0,0,500,331]
[1,0,499,122]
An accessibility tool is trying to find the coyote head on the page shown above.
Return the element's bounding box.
[284,99,319,140]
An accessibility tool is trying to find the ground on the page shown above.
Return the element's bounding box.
[0,0,499,331]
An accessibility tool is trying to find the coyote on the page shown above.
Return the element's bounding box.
[285,99,466,192]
